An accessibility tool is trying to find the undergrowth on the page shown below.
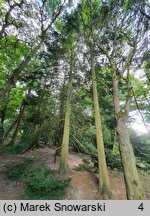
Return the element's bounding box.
[5,159,71,200]
[23,165,71,199]
[0,142,31,154]
[5,157,35,180]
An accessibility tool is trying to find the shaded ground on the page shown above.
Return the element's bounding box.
[0,147,149,200]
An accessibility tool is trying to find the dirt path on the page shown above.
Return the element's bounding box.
[0,147,149,200]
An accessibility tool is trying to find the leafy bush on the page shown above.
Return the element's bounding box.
[23,164,72,200]
[5,157,35,180]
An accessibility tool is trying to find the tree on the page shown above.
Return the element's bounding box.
[59,13,78,174]
[0,0,65,146]
[93,0,146,199]
[79,0,111,197]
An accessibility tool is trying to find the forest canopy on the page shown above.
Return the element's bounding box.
[0,0,150,200]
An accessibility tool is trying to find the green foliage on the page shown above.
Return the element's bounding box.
[136,157,150,175]
[19,128,40,151]
[0,124,38,154]
[0,71,6,88]
[106,149,122,170]
[0,143,30,154]
[123,0,129,12]
[23,164,72,200]
[0,36,29,79]
[0,0,149,198]
[0,0,7,3]
[70,123,97,154]
[5,159,72,199]
[5,157,35,180]
[129,129,150,164]
[6,86,25,117]
[45,0,61,15]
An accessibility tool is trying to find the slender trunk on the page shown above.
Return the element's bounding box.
[9,104,26,145]
[0,126,4,145]
[91,45,111,197]
[55,116,64,154]
[59,79,72,174]
[55,77,66,156]
[112,75,145,199]
[110,129,116,151]
[112,129,117,154]
[3,118,18,142]
[0,100,9,145]
[59,54,73,174]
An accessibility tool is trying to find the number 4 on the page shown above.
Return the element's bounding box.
[138,203,144,211]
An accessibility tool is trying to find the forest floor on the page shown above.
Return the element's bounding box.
[0,147,149,200]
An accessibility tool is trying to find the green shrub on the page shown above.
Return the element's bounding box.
[6,160,72,199]
[23,164,72,200]
[5,157,35,180]
[0,142,31,154]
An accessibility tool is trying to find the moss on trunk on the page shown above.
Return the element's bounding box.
[91,43,111,198]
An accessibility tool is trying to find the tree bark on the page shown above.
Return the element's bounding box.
[90,43,111,198]
[59,52,73,174]
[112,75,145,199]
[110,129,116,151]
[59,78,72,174]
[55,75,66,156]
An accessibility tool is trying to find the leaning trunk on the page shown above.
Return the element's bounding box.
[0,100,9,145]
[112,75,145,199]
[0,124,4,145]
[9,104,26,145]
[91,45,111,197]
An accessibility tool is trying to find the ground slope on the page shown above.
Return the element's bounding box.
[0,147,149,200]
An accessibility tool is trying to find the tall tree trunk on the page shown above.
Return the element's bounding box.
[9,104,26,145]
[55,75,66,156]
[54,111,64,161]
[112,74,145,199]
[59,54,73,174]
[59,78,72,174]
[90,44,111,197]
